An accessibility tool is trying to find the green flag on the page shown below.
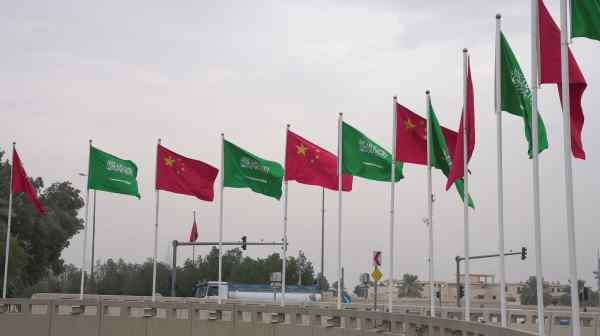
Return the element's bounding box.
[428,101,474,208]
[341,121,403,182]
[572,0,600,41]
[500,32,549,157]
[223,140,284,200]
[88,146,140,198]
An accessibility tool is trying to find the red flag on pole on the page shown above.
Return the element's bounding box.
[395,103,458,165]
[12,148,46,214]
[446,61,476,190]
[285,130,353,191]
[189,218,198,242]
[539,0,587,159]
[156,144,219,201]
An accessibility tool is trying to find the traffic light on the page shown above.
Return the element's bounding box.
[521,247,527,260]
[436,290,441,300]
[241,236,247,250]
[459,285,465,298]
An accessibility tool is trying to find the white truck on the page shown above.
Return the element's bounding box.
[193,281,321,304]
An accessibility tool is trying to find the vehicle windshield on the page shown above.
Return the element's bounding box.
[206,286,219,297]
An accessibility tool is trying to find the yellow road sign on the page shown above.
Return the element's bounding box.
[371,266,383,282]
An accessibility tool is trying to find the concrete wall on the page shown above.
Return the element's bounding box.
[0,298,535,336]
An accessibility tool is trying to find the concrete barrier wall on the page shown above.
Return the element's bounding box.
[0,298,537,336]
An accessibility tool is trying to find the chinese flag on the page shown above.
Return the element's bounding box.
[12,148,46,214]
[539,0,587,159]
[189,218,198,242]
[156,144,219,201]
[446,61,476,191]
[285,130,352,191]
[395,103,457,165]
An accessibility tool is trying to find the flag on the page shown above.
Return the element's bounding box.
[446,59,475,191]
[285,130,353,191]
[156,144,219,201]
[223,140,284,200]
[189,218,198,242]
[395,103,458,165]
[341,121,403,182]
[428,100,475,208]
[88,146,140,198]
[12,148,46,214]
[500,32,549,157]
[572,0,600,42]
[539,0,587,159]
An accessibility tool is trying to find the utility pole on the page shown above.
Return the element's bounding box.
[594,250,600,307]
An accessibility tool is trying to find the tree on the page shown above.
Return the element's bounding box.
[0,150,84,296]
[557,280,587,306]
[398,273,423,298]
[316,273,329,291]
[520,276,552,306]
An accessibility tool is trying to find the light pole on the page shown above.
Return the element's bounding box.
[79,172,96,290]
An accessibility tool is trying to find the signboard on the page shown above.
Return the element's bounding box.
[360,273,370,285]
[373,251,382,267]
[371,266,383,282]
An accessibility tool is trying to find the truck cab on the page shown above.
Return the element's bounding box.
[193,281,229,300]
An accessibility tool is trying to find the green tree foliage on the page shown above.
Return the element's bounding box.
[27,248,321,297]
[398,273,423,298]
[0,150,84,296]
[520,276,552,306]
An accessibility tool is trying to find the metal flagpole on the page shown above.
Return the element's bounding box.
[152,138,161,302]
[2,142,15,299]
[90,190,97,290]
[462,49,471,321]
[337,112,343,310]
[560,1,581,335]
[426,91,435,317]
[282,124,290,306]
[388,96,397,313]
[192,211,196,267]
[218,133,225,304]
[495,13,508,328]
[320,187,325,292]
[531,1,546,335]
[80,140,92,300]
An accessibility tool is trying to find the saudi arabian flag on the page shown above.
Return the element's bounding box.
[428,101,474,208]
[572,0,600,42]
[88,146,140,198]
[223,140,284,200]
[500,32,549,157]
[341,121,403,182]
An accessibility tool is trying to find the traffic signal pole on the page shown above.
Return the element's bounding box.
[455,249,526,307]
[170,240,286,297]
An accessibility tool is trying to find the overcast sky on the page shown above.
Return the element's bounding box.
[2,0,600,290]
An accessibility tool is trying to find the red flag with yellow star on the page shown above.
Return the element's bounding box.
[395,103,458,165]
[156,144,219,201]
[285,130,352,191]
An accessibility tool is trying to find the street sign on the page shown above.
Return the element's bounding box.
[371,266,383,282]
[373,251,382,267]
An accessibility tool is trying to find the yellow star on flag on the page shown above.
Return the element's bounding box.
[404,118,416,129]
[164,156,175,167]
[296,143,307,156]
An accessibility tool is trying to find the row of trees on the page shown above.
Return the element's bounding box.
[23,247,321,297]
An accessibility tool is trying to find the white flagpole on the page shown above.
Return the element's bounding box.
[560,1,581,335]
[531,1,545,335]
[388,96,397,313]
[218,133,225,304]
[426,92,435,317]
[337,112,343,310]
[152,138,161,302]
[79,139,92,300]
[2,142,15,299]
[282,124,290,306]
[192,211,196,267]
[462,49,471,322]
[495,13,508,328]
